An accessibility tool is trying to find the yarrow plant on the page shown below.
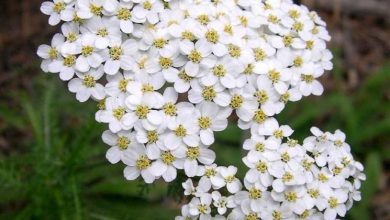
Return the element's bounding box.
[38,0,366,219]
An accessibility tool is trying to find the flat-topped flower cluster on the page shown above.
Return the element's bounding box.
[38,0,365,219]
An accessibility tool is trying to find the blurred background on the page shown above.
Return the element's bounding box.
[0,0,389,219]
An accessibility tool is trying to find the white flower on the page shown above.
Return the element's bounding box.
[104,39,137,75]
[102,130,136,164]
[114,3,135,34]
[212,191,231,215]
[164,110,200,151]
[40,0,73,25]
[83,16,122,50]
[188,82,231,107]
[198,164,225,190]
[105,71,134,97]
[317,189,348,220]
[123,144,156,183]
[77,0,118,19]
[68,66,105,102]
[188,193,212,219]
[47,53,77,81]
[201,57,241,89]
[258,118,294,142]
[195,102,230,145]
[183,144,216,177]
[97,96,132,132]
[37,33,65,72]
[149,149,184,182]
[180,40,214,77]
[293,62,324,96]
[254,60,292,94]
[74,33,105,72]
[132,0,164,24]
[218,166,242,193]
[123,93,164,130]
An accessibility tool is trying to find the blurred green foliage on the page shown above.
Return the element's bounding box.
[0,60,389,219]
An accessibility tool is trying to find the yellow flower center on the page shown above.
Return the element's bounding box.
[53,2,65,13]
[294,56,303,67]
[117,8,131,20]
[284,191,298,202]
[163,102,177,116]
[273,129,284,139]
[83,75,96,88]
[308,189,320,198]
[159,57,173,69]
[205,29,219,44]
[175,125,187,137]
[224,24,233,35]
[113,107,126,120]
[90,4,103,16]
[141,83,154,93]
[268,69,281,83]
[67,32,77,42]
[205,168,216,177]
[254,48,266,61]
[198,117,211,130]
[118,79,129,92]
[239,16,248,27]
[48,48,58,59]
[245,212,258,220]
[292,22,304,32]
[147,130,159,144]
[328,197,338,209]
[256,161,268,173]
[197,204,208,214]
[228,44,241,58]
[318,173,329,183]
[63,55,76,67]
[153,38,168,49]
[289,10,300,19]
[161,151,175,165]
[306,40,314,50]
[178,70,194,82]
[97,28,108,37]
[82,46,94,56]
[202,86,217,101]
[109,47,123,60]
[256,143,265,152]
[225,175,235,183]
[181,31,195,41]
[281,152,290,162]
[282,171,294,183]
[97,99,106,110]
[301,74,314,83]
[135,105,150,119]
[253,109,266,123]
[117,136,130,150]
[255,90,268,104]
[230,95,243,109]
[272,211,282,220]
[188,50,202,63]
[186,147,200,160]
[249,188,262,200]
[268,14,279,24]
[213,64,226,77]
[143,1,152,10]
[136,155,151,170]
[283,35,293,47]
[197,14,210,25]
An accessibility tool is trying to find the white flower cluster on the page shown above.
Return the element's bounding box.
[37,0,365,219]
[177,127,365,220]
